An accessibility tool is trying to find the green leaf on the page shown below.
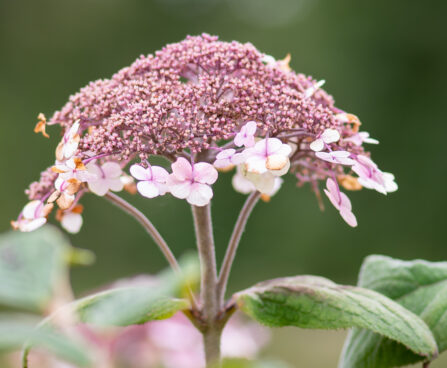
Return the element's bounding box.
[71,252,198,326]
[340,255,447,367]
[0,314,91,367]
[234,275,437,362]
[0,226,71,311]
[75,285,190,326]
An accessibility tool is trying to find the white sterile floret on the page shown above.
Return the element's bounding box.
[244,138,292,177]
[13,200,52,232]
[315,151,356,166]
[87,162,124,196]
[130,163,169,199]
[60,211,83,234]
[213,149,246,169]
[345,132,379,146]
[232,165,283,196]
[309,128,341,152]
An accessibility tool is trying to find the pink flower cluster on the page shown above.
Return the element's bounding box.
[16,34,396,233]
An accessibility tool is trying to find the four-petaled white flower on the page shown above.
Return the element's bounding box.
[315,150,356,166]
[56,120,81,160]
[166,157,218,206]
[345,132,379,146]
[234,121,257,148]
[87,162,124,196]
[310,128,341,152]
[12,200,52,232]
[244,138,292,176]
[130,163,169,199]
[213,149,246,169]
[324,178,357,227]
[352,155,397,194]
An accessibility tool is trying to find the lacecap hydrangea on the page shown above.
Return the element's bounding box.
[13,34,397,233]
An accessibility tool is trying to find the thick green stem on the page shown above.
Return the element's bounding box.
[191,204,222,367]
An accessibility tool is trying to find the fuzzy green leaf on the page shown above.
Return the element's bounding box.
[75,286,190,326]
[0,314,91,367]
[234,275,437,362]
[340,255,447,367]
[0,227,73,311]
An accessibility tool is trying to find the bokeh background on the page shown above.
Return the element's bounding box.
[1,0,446,366]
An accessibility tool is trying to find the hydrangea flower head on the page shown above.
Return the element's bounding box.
[15,34,396,232]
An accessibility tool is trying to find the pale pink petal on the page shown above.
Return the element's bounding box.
[130,164,151,181]
[86,162,102,177]
[310,138,324,152]
[151,166,169,183]
[344,134,363,146]
[245,156,268,174]
[339,192,352,211]
[216,149,235,160]
[359,132,379,144]
[383,172,398,192]
[187,183,213,206]
[324,189,341,211]
[326,178,338,197]
[107,178,124,192]
[22,200,42,219]
[214,159,232,169]
[321,129,340,143]
[20,218,47,232]
[193,163,218,184]
[234,133,245,147]
[331,151,351,158]
[231,152,247,165]
[88,179,110,196]
[275,143,292,157]
[167,176,192,199]
[245,171,275,194]
[63,140,79,159]
[245,121,257,135]
[61,213,83,234]
[102,162,122,178]
[171,157,193,181]
[137,181,161,198]
[232,172,255,194]
[340,208,358,227]
[264,138,283,155]
[67,120,80,139]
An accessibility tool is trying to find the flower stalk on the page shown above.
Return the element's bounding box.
[191,204,222,366]
[217,191,261,305]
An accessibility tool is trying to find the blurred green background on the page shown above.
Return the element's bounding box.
[1,0,446,366]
